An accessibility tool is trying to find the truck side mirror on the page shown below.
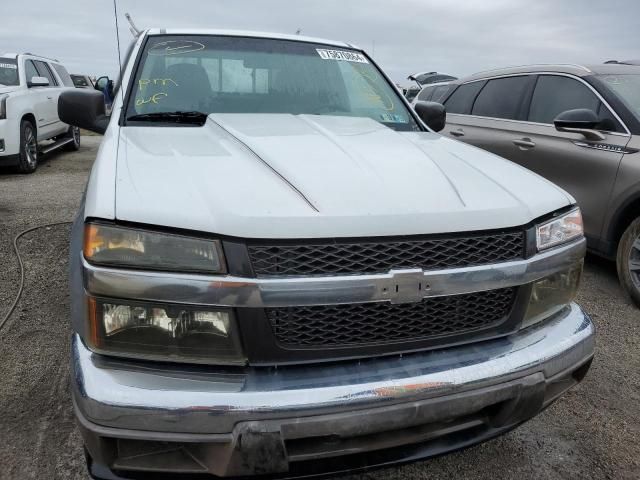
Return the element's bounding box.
[28,76,50,88]
[554,109,606,141]
[414,101,446,132]
[58,90,109,135]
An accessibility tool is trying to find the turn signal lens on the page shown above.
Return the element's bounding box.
[83,223,225,273]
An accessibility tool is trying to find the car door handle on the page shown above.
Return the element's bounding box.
[450,129,465,137]
[513,138,536,149]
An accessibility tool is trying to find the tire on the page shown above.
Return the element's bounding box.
[617,216,640,308]
[17,119,38,174]
[64,125,81,151]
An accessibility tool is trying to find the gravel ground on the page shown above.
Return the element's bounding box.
[0,137,638,479]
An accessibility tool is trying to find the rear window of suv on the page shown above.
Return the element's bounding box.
[418,84,451,104]
[444,81,485,114]
[416,86,435,102]
[472,76,531,120]
[431,85,451,103]
[52,63,75,87]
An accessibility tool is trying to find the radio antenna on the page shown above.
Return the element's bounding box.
[112,0,123,77]
[125,13,142,38]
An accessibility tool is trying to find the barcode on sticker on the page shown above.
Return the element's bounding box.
[0,63,17,69]
[316,49,369,64]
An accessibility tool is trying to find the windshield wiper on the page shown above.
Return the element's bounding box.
[126,111,208,125]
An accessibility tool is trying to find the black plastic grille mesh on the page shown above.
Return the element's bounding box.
[248,231,525,277]
[267,288,516,347]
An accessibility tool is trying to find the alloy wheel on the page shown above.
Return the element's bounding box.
[629,235,640,289]
[72,126,80,146]
[24,126,37,168]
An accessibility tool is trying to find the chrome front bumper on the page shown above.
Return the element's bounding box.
[73,303,594,478]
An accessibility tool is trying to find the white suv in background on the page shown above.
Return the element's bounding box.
[0,53,80,173]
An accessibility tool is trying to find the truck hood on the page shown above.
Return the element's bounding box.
[115,114,572,238]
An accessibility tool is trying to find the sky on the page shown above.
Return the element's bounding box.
[1,0,639,85]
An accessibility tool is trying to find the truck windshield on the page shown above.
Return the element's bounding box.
[126,35,420,131]
[599,74,640,121]
[0,59,19,86]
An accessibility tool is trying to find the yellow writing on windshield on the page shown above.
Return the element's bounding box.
[135,92,168,107]
[138,78,179,91]
[355,65,395,111]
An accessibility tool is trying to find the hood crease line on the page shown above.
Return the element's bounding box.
[409,140,467,208]
[207,116,320,213]
[448,150,533,218]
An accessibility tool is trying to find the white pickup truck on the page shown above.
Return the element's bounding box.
[0,53,79,173]
[60,29,594,479]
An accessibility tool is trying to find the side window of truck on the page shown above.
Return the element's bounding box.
[472,76,532,120]
[444,81,485,114]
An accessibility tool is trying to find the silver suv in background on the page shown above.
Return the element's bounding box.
[411,81,454,106]
[439,64,640,306]
[405,71,457,102]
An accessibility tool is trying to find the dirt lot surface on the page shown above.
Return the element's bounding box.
[0,136,638,479]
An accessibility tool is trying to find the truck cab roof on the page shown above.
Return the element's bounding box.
[144,28,359,49]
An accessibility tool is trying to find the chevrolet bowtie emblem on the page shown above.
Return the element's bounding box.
[384,269,430,304]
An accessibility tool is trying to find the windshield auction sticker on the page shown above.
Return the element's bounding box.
[316,49,369,63]
[0,63,17,69]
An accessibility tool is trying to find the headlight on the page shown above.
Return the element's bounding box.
[0,94,7,119]
[87,298,246,365]
[522,262,582,329]
[84,223,225,273]
[536,208,583,251]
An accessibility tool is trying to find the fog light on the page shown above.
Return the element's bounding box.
[88,298,245,365]
[523,262,582,329]
[0,139,5,152]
